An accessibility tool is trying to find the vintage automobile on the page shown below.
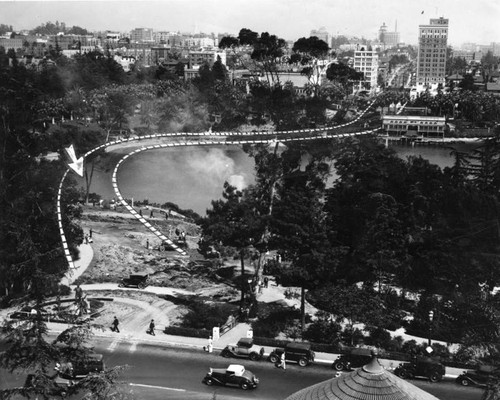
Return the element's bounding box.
[220,337,265,361]
[394,356,446,383]
[268,342,315,367]
[202,364,259,390]
[119,272,150,289]
[456,364,500,387]
[332,348,373,371]
[56,353,105,380]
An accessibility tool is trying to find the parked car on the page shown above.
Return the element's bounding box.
[56,353,105,380]
[268,342,315,367]
[202,364,259,390]
[221,337,265,361]
[119,272,150,289]
[332,348,372,371]
[394,356,446,383]
[456,364,500,387]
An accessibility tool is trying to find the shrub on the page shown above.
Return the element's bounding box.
[164,326,211,338]
[303,314,342,345]
[181,300,235,330]
[252,308,302,338]
[366,326,393,349]
[341,327,366,346]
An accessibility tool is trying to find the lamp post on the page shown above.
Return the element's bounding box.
[428,310,434,346]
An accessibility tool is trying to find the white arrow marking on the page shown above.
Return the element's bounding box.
[64,144,84,177]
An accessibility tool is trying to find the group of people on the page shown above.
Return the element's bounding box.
[109,316,156,336]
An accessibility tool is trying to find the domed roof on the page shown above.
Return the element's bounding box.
[285,356,439,400]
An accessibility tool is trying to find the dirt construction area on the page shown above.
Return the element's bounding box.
[72,205,240,333]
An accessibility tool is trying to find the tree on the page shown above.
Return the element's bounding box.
[269,144,334,331]
[326,61,364,93]
[212,55,228,81]
[289,36,330,96]
[201,182,266,309]
[356,193,408,288]
[157,85,210,132]
[309,283,384,345]
[48,123,107,204]
[0,24,13,35]
[218,36,239,49]
[250,32,287,86]
[1,293,129,399]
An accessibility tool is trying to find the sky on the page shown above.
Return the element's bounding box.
[2,0,500,47]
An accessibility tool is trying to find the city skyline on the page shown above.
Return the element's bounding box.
[2,0,500,47]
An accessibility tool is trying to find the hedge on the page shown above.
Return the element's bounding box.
[163,326,211,338]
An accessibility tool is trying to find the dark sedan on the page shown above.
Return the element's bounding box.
[456,365,500,387]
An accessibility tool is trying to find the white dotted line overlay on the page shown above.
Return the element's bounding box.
[58,100,378,267]
[57,169,76,270]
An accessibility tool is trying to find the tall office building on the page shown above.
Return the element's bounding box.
[378,22,400,48]
[416,17,448,88]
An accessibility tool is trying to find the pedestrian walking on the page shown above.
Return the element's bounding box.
[84,234,89,244]
[139,209,143,217]
[111,316,120,333]
[74,283,83,302]
[277,352,286,370]
[264,276,269,288]
[148,319,155,335]
[150,210,154,218]
[89,229,92,239]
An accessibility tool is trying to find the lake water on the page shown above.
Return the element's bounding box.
[88,141,482,216]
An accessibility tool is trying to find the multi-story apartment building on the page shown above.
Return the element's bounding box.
[416,17,448,88]
[49,34,100,50]
[461,42,476,52]
[184,36,215,49]
[188,50,226,68]
[130,28,154,43]
[0,37,24,52]
[353,50,378,91]
[452,49,474,63]
[156,31,184,47]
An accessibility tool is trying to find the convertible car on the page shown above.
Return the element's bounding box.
[202,364,259,390]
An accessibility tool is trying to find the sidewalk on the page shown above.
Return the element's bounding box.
[3,243,463,379]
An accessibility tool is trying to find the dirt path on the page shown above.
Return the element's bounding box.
[90,295,179,335]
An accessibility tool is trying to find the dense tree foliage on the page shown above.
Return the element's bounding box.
[29,20,89,36]
[219,28,287,86]
[326,61,364,92]
[289,36,330,95]
[388,54,409,70]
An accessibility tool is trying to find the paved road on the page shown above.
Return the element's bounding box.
[0,338,484,400]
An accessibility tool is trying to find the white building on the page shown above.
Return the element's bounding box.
[353,50,378,92]
[188,50,226,68]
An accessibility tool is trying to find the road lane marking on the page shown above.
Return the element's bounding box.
[129,383,186,392]
[107,338,121,352]
[129,341,137,352]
